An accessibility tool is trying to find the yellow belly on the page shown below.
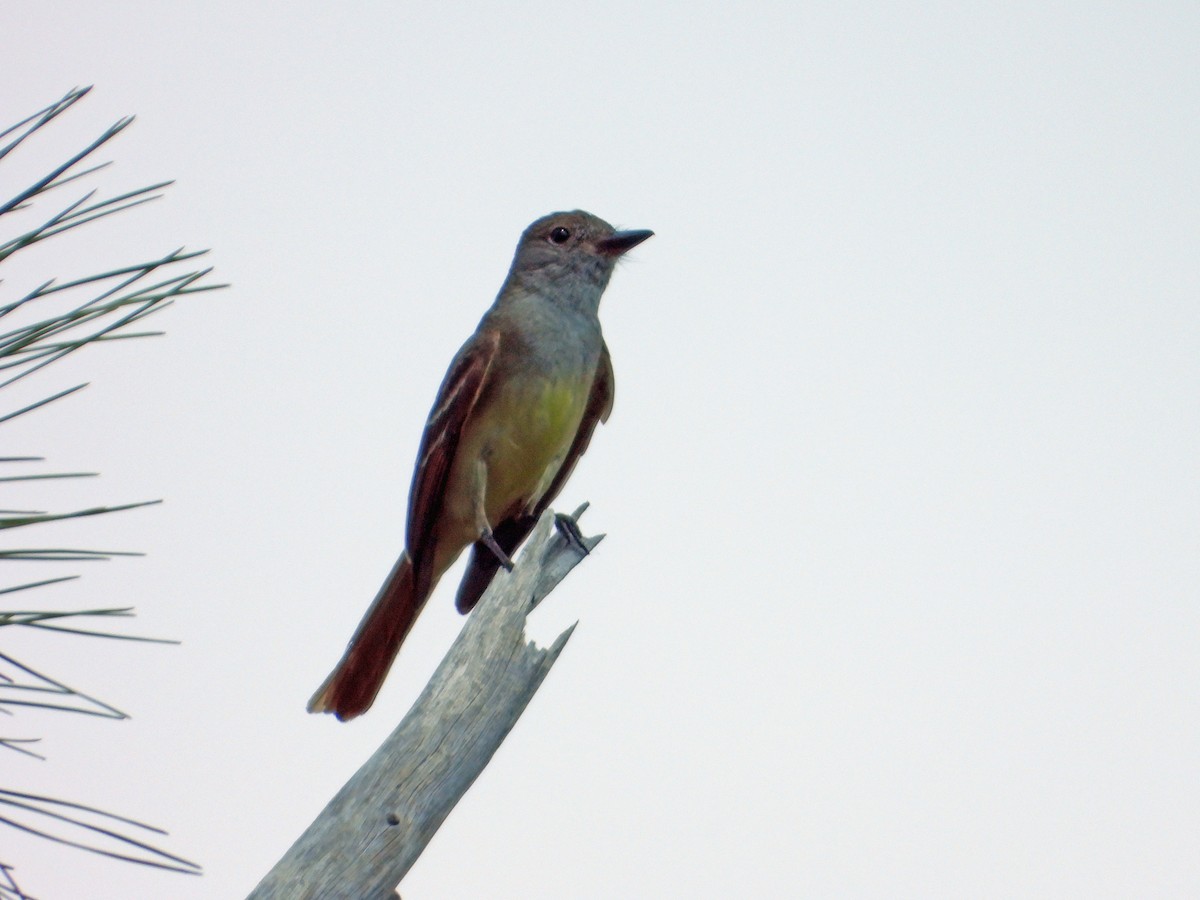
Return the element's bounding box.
[479,376,589,520]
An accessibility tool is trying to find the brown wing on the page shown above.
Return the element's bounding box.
[406,328,500,597]
[454,342,615,613]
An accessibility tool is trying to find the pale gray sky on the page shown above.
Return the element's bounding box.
[2,2,1198,897]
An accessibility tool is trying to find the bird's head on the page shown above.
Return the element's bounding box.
[510,211,653,298]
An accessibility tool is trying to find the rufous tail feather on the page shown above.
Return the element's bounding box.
[307,553,426,721]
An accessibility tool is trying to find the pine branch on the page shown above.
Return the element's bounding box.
[0,789,201,875]
[0,86,224,888]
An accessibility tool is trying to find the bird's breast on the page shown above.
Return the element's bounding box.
[478,371,592,517]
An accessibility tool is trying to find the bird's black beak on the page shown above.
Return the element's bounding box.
[597,229,654,257]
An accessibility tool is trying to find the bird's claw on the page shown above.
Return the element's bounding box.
[554,511,589,556]
[480,528,515,571]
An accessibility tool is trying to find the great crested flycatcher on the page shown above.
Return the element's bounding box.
[308,210,652,720]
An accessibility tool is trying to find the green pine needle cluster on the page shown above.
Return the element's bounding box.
[0,86,222,885]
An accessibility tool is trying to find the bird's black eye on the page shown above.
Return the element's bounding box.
[549,226,571,244]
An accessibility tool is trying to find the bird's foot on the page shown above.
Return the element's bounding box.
[480,528,515,571]
[554,510,590,556]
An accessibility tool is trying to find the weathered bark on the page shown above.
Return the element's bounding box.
[249,507,600,900]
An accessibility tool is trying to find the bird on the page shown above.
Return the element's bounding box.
[308,210,652,720]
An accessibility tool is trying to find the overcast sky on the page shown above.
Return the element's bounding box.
[3,2,1198,897]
